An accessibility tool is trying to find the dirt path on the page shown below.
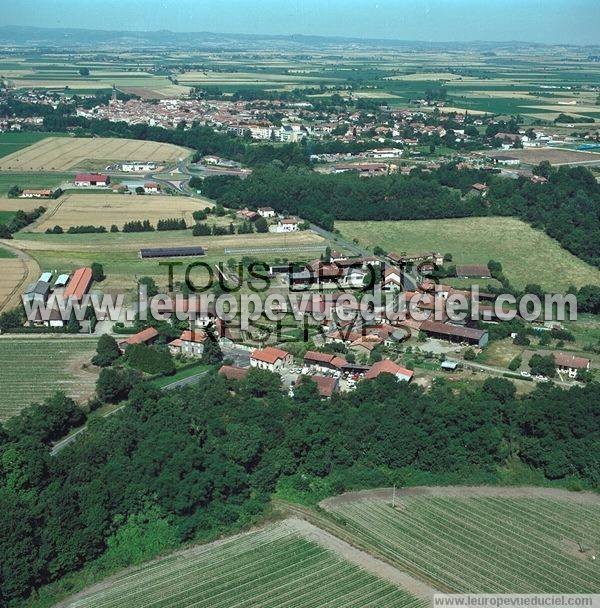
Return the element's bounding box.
[286,518,438,601]
[321,485,600,509]
[0,239,40,312]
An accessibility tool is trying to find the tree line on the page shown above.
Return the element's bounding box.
[0,370,597,605]
[203,162,600,268]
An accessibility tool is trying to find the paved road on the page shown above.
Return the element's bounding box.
[50,345,251,455]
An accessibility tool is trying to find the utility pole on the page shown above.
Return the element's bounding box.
[392,485,396,508]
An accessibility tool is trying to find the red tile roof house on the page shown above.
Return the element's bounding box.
[303,351,347,374]
[382,266,402,291]
[219,365,250,381]
[62,267,93,302]
[250,346,293,372]
[554,352,591,379]
[73,173,110,187]
[119,326,159,353]
[470,183,489,197]
[180,330,208,357]
[348,335,384,357]
[365,359,414,383]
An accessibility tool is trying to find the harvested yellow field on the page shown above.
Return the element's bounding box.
[31,193,204,232]
[0,137,191,172]
[0,244,40,312]
[0,197,53,212]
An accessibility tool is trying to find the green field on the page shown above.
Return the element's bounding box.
[338,217,600,291]
[0,338,98,420]
[148,363,210,388]
[0,172,72,195]
[59,520,424,608]
[326,492,600,593]
[0,246,17,258]
[0,210,16,224]
[12,229,327,292]
[0,132,68,159]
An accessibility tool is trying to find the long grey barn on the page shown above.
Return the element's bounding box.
[139,247,206,259]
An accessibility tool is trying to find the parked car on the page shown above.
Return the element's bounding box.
[520,371,531,378]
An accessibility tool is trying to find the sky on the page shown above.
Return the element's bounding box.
[2,0,599,45]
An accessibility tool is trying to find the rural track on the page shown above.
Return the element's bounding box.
[50,369,211,455]
[0,239,40,313]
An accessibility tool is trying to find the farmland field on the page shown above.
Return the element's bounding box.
[0,244,40,313]
[0,131,68,159]
[0,337,98,420]
[31,192,205,232]
[485,147,600,166]
[338,217,600,291]
[0,137,191,172]
[0,172,73,195]
[57,519,426,608]
[0,196,55,213]
[11,229,327,290]
[323,487,600,594]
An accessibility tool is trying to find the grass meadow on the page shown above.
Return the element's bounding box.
[338,217,600,291]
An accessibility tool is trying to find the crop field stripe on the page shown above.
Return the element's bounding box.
[431,498,598,584]
[84,532,308,607]
[360,499,595,592]
[65,523,420,608]
[329,497,600,593]
[407,498,596,591]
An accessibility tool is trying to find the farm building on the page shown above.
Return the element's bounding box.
[441,360,460,371]
[366,148,403,159]
[63,267,93,301]
[250,346,293,372]
[23,280,50,303]
[493,155,520,166]
[74,173,110,187]
[257,206,276,218]
[270,217,301,233]
[21,189,53,198]
[38,272,53,283]
[119,327,159,352]
[120,162,157,172]
[364,359,414,382]
[143,182,160,193]
[554,352,590,379]
[470,183,488,197]
[420,320,489,347]
[331,163,389,177]
[139,246,205,259]
[54,273,70,288]
[455,265,492,279]
[303,351,347,374]
[28,305,66,328]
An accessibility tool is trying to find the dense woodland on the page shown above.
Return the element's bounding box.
[0,372,598,605]
[204,163,600,268]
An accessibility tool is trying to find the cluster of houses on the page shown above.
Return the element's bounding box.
[234,206,303,233]
[72,173,161,194]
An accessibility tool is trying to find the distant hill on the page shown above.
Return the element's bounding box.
[1,24,591,52]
